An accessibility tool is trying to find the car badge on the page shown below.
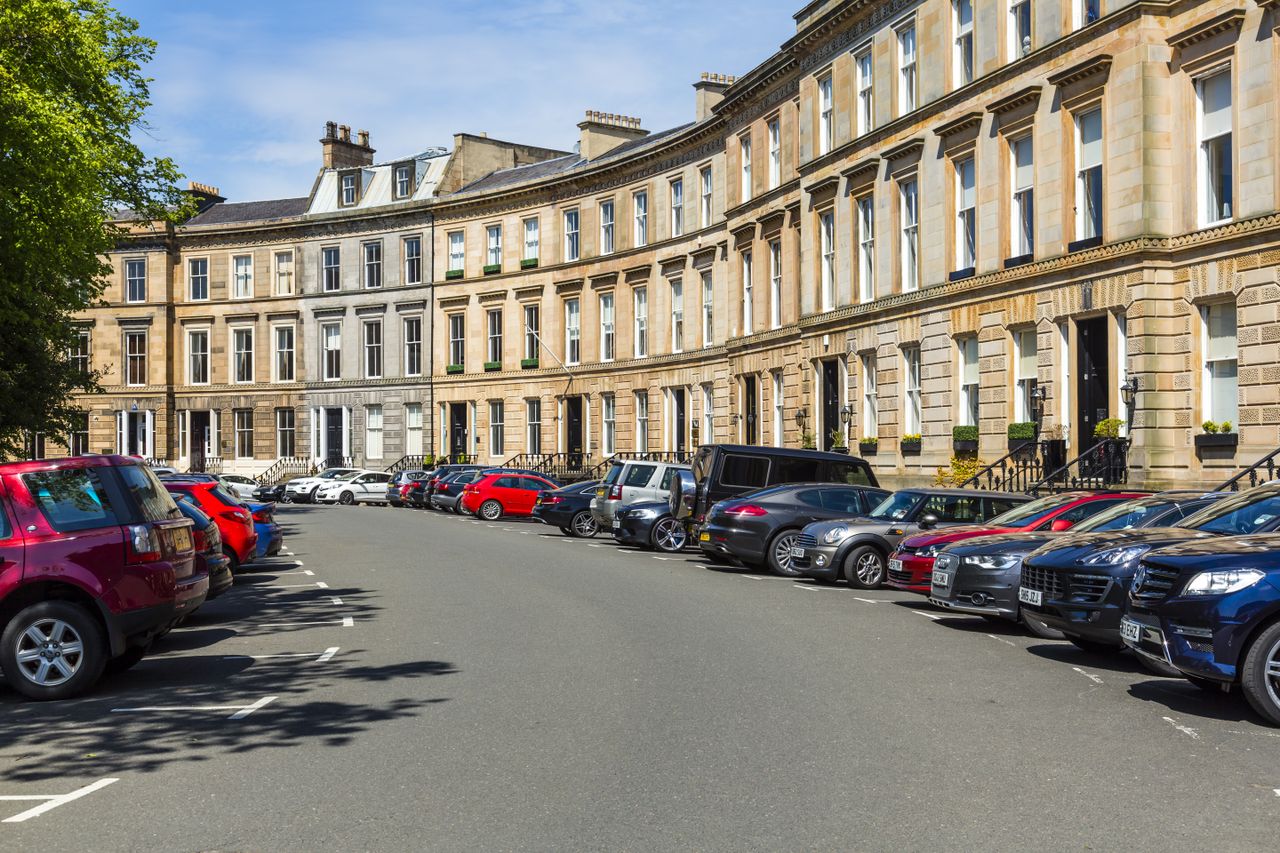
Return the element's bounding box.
[1131,566,1146,593]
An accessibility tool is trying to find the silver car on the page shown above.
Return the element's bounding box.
[591,460,689,530]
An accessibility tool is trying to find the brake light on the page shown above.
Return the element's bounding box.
[463,484,478,493]
[724,504,768,517]
[543,495,563,505]
[252,510,271,523]
[192,526,209,551]
[221,508,251,524]
[127,524,163,563]
[609,485,623,500]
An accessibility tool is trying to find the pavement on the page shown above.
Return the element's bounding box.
[1,502,1278,851]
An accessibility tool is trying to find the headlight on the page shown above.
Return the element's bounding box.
[822,525,850,545]
[631,508,657,520]
[963,554,1021,570]
[1182,568,1265,596]
[1081,545,1152,566]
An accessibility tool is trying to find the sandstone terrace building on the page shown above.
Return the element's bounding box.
[66,0,1280,489]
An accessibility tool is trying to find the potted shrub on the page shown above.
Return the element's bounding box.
[1195,420,1238,449]
[801,431,817,450]
[952,424,979,453]
[933,455,985,487]
[901,433,922,455]
[858,436,879,456]
[444,268,464,280]
[520,357,539,369]
[829,429,849,454]
[520,258,539,270]
[1039,423,1066,472]
[446,363,464,375]
[1007,421,1037,452]
[1094,418,1124,440]
[484,361,502,372]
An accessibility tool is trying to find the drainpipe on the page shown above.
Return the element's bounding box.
[427,211,436,458]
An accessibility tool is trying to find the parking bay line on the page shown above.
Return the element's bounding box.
[224,647,339,663]
[254,616,354,628]
[912,610,945,621]
[110,696,276,720]
[0,778,119,824]
[266,581,329,589]
[273,569,315,577]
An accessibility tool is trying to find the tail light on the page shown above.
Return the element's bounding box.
[400,484,414,497]
[609,484,623,500]
[542,495,563,505]
[252,509,271,523]
[127,523,163,563]
[221,508,252,525]
[192,526,209,552]
[724,504,768,517]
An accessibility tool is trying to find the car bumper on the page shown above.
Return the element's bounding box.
[1022,584,1129,645]
[101,601,178,656]
[886,552,935,593]
[532,506,574,527]
[793,543,842,582]
[205,554,234,599]
[928,564,1021,620]
[612,516,652,546]
[174,569,210,617]
[592,500,618,527]
[697,522,765,566]
[1123,597,1259,685]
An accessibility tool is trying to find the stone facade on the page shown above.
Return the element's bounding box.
[62,0,1280,489]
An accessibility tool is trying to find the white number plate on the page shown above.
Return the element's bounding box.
[931,570,950,587]
[1018,586,1042,606]
[1120,617,1142,643]
[790,547,806,559]
[889,559,903,573]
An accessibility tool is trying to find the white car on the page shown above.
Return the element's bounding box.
[284,468,360,503]
[218,474,260,500]
[315,470,394,505]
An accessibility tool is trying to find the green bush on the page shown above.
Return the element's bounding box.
[1094,418,1124,439]
[445,364,464,374]
[444,269,464,280]
[1202,420,1234,434]
[1221,420,1233,433]
[520,357,539,369]
[484,361,501,372]
[859,436,879,447]
[933,455,986,486]
[952,425,979,443]
[801,431,816,450]
[1008,421,1037,440]
[830,429,847,448]
[483,263,501,275]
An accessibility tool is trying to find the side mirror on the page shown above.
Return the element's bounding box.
[1050,518,1075,532]
[669,469,696,520]
[918,513,939,530]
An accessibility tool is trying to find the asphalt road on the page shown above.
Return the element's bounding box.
[2,503,1278,851]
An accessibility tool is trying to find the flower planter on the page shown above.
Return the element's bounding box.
[858,442,878,456]
[483,264,501,275]
[829,446,850,455]
[1008,438,1036,453]
[445,364,464,375]
[901,440,922,456]
[444,269,464,280]
[520,358,539,369]
[953,440,979,454]
[1194,433,1238,449]
[484,361,502,372]
[520,258,539,270]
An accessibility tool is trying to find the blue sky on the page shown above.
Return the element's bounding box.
[116,0,794,203]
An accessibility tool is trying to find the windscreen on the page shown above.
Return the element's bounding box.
[1075,498,1178,532]
[867,491,923,521]
[986,493,1077,527]
[1179,491,1280,535]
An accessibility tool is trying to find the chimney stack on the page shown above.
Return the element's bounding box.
[321,121,375,169]
[694,72,736,121]
[185,180,225,213]
[577,110,648,161]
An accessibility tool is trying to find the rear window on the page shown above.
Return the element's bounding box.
[23,468,119,532]
[117,464,181,522]
[623,465,657,487]
[772,458,819,483]
[720,454,770,490]
[0,500,11,538]
[210,486,245,508]
[823,460,875,487]
[603,463,624,485]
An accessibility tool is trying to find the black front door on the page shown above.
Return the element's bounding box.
[1077,317,1110,450]
[190,411,210,472]
[822,360,841,451]
[673,389,687,454]
[744,376,759,445]
[449,403,468,460]
[565,397,583,463]
[325,407,344,466]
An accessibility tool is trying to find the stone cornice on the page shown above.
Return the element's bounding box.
[986,85,1043,116]
[436,295,470,310]
[842,157,880,190]
[477,289,507,304]
[513,284,544,301]
[1168,8,1247,49]
[934,111,984,144]
[1047,54,1112,89]
[803,174,841,199]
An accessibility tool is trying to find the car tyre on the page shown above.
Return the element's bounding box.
[479,500,503,521]
[338,490,355,506]
[0,601,107,701]
[223,546,241,574]
[1241,620,1280,725]
[844,546,886,589]
[650,516,687,553]
[1020,611,1066,640]
[766,530,803,577]
[308,485,321,503]
[1066,635,1123,655]
[570,511,599,538]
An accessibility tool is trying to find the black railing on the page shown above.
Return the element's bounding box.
[257,456,315,485]
[1217,447,1280,492]
[498,452,590,481]
[1027,438,1129,494]
[961,442,1045,493]
[384,455,432,474]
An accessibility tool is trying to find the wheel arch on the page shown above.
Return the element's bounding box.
[0,581,116,657]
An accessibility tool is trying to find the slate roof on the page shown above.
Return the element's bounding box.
[186,197,310,226]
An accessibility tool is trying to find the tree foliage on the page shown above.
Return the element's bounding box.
[0,0,189,456]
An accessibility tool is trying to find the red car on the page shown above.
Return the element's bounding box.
[885,491,1148,593]
[163,479,257,571]
[461,473,559,520]
[0,456,200,700]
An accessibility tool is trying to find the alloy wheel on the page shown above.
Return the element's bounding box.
[856,552,883,585]
[653,517,686,552]
[14,618,84,687]
[572,511,599,538]
[1265,641,1280,710]
[771,532,800,575]
[480,500,502,520]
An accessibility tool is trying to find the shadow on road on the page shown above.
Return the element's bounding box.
[1126,678,1262,725]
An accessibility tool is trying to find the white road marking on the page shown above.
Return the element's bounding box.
[793,584,817,592]
[229,696,277,719]
[587,544,607,548]
[266,582,327,589]
[254,617,354,628]
[1,778,119,823]
[912,610,944,621]
[987,633,1017,647]
[341,616,355,627]
[1071,666,1104,684]
[853,597,882,604]
[293,560,305,567]
[653,556,676,561]
[223,652,324,660]
[329,596,344,605]
[316,646,339,663]
[274,570,315,577]
[316,581,329,589]
[282,550,294,556]
[743,575,767,580]
[1162,716,1200,740]
[111,696,276,720]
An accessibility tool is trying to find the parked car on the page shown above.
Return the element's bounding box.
[387,470,429,507]
[592,460,689,530]
[247,501,283,559]
[430,471,483,514]
[1019,483,1280,664]
[927,491,1229,635]
[175,497,233,601]
[253,482,288,502]
[218,474,260,500]
[411,465,487,508]
[461,472,559,520]
[1122,535,1280,723]
[0,455,201,700]
[614,500,688,552]
[887,491,1147,593]
[163,478,257,571]
[698,482,891,574]
[316,470,394,505]
[482,467,562,484]
[670,445,879,533]
[532,481,603,537]
[792,488,1028,589]
[284,468,359,503]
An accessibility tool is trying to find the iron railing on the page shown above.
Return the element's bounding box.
[384,455,432,474]
[498,452,591,481]
[1216,447,1280,492]
[960,442,1045,493]
[257,456,315,485]
[1027,438,1129,494]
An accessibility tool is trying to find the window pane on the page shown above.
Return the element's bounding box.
[1079,109,1103,167]
[1201,71,1232,139]
[1206,303,1237,360]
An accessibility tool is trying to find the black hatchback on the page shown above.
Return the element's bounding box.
[532,480,601,537]
[699,482,889,575]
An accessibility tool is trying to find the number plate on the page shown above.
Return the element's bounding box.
[699,532,711,542]
[535,497,542,505]
[1120,617,1142,643]
[596,489,605,498]
[1018,586,1042,607]
[889,559,903,574]
[790,547,805,558]
[172,527,192,552]
[931,570,950,587]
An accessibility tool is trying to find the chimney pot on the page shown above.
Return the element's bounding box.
[324,120,337,139]
[339,124,351,142]
[357,129,370,147]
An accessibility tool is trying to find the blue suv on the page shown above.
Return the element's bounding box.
[1123,534,1280,725]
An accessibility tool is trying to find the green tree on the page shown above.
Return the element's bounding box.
[0,0,189,456]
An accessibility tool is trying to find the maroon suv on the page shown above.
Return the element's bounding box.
[0,456,201,700]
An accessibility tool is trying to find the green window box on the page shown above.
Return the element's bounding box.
[520,358,539,369]
[444,269,464,280]
[484,361,502,372]
[520,258,539,270]
[446,364,464,374]
[483,264,501,275]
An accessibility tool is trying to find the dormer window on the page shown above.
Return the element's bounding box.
[394,164,412,199]
[340,172,358,206]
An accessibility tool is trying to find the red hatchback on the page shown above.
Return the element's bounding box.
[886,491,1147,593]
[461,473,559,520]
[0,456,200,700]
[163,479,258,571]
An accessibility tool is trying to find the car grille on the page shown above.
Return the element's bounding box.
[1022,565,1066,599]
[1023,566,1112,604]
[795,534,818,549]
[1131,563,1181,604]
[1067,573,1112,604]
[888,565,914,585]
